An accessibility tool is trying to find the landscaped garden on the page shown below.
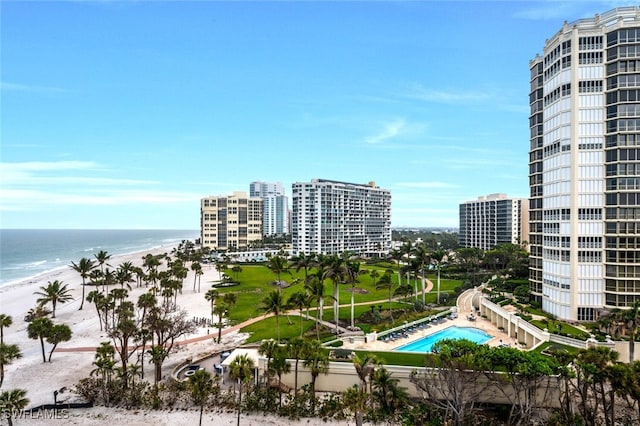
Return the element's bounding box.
[206,257,464,344]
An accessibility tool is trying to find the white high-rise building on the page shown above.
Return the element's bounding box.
[291,179,391,256]
[459,194,529,251]
[529,7,640,321]
[249,181,289,236]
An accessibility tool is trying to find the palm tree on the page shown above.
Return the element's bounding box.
[115,264,134,291]
[321,254,346,335]
[261,290,285,343]
[353,352,379,395]
[222,292,237,314]
[213,302,228,344]
[269,347,290,408]
[287,292,309,337]
[305,272,333,340]
[389,248,404,287]
[376,271,395,322]
[94,250,112,274]
[292,252,316,283]
[372,366,408,415]
[27,317,53,363]
[70,257,96,311]
[46,323,72,362]
[258,339,279,383]
[369,269,380,287]
[412,244,430,304]
[137,292,157,326]
[344,259,361,330]
[622,300,640,363]
[204,288,219,325]
[0,314,12,345]
[343,384,368,426]
[287,337,306,393]
[34,280,73,318]
[303,339,329,413]
[431,248,447,305]
[191,261,203,292]
[0,388,29,426]
[87,290,106,331]
[231,265,242,281]
[268,255,290,288]
[229,353,255,426]
[188,369,215,426]
[0,343,21,388]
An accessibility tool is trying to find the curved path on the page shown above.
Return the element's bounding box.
[56,278,435,353]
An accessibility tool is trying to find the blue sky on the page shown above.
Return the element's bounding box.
[1,1,634,230]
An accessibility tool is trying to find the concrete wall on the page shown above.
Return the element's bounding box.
[260,358,561,407]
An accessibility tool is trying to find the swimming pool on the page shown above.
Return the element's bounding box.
[395,326,493,353]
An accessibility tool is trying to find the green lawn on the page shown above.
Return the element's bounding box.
[240,315,319,343]
[328,349,430,368]
[530,319,591,340]
[214,263,463,341]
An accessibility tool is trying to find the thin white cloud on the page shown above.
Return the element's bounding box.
[2,160,98,171]
[513,1,637,21]
[0,81,66,93]
[365,119,407,144]
[395,182,458,189]
[513,2,581,20]
[0,188,201,211]
[0,160,190,212]
[402,83,491,104]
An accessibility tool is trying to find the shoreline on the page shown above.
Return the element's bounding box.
[0,241,189,290]
[0,229,200,287]
[0,242,227,411]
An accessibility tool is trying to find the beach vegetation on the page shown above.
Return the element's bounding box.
[0,314,12,346]
[33,280,73,319]
[70,257,97,311]
[342,384,368,426]
[45,323,72,362]
[0,342,21,388]
[0,388,29,426]
[268,345,290,408]
[303,339,329,413]
[187,369,218,426]
[146,308,196,384]
[26,317,53,363]
[229,353,255,426]
[212,301,228,344]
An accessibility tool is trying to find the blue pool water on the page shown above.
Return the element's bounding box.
[395,326,493,353]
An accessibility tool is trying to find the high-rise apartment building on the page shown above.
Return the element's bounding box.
[459,194,529,251]
[529,7,640,321]
[291,179,391,256]
[249,181,289,236]
[200,192,262,251]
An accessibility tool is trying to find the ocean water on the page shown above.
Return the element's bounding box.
[0,229,200,286]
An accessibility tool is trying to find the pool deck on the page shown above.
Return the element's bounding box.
[341,288,520,352]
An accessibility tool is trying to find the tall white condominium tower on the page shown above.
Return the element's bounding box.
[200,192,263,251]
[459,194,529,251]
[249,181,289,236]
[529,7,640,321]
[291,179,391,256]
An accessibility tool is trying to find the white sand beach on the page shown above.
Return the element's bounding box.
[0,246,323,424]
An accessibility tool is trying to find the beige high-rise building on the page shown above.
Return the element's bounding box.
[200,192,263,251]
[529,7,640,321]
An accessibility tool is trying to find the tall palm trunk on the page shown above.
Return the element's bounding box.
[333,281,340,334]
[351,290,355,329]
